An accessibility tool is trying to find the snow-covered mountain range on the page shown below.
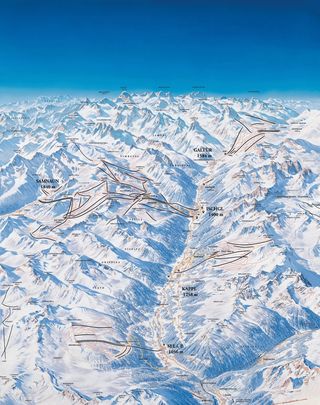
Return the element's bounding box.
[1,92,320,404]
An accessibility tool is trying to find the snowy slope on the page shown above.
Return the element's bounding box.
[0,92,320,405]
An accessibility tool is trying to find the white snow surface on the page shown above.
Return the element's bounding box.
[0,92,320,404]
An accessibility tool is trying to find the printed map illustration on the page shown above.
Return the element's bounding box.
[1,92,320,404]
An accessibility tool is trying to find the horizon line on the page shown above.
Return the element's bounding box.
[1,87,320,104]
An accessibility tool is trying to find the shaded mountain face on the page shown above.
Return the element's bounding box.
[1,92,320,404]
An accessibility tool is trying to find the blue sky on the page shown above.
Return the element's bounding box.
[0,0,320,98]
